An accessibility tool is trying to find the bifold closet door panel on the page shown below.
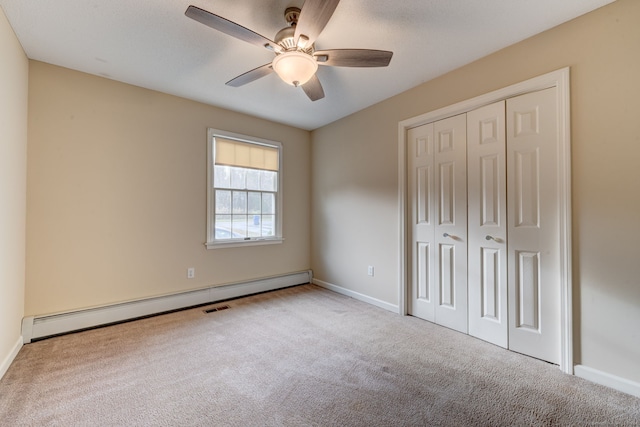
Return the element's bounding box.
[407,123,436,322]
[433,114,468,334]
[467,101,508,348]
[507,87,561,365]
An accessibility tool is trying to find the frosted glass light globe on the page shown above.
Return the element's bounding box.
[272,51,318,87]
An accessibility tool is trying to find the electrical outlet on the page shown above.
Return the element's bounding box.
[367,266,374,277]
[187,268,195,279]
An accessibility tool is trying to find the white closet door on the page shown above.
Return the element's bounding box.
[407,123,435,322]
[507,87,561,364]
[433,114,468,333]
[467,101,508,348]
[407,115,467,333]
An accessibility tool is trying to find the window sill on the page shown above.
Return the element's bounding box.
[205,238,283,250]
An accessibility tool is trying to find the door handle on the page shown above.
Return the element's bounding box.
[485,235,503,243]
[443,232,460,241]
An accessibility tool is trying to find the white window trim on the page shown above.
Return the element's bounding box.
[206,128,283,249]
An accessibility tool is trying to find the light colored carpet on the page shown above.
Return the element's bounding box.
[1,284,639,426]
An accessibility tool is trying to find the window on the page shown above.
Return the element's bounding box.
[206,129,283,249]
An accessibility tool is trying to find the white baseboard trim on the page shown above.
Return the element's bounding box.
[1,336,23,380]
[574,364,640,398]
[22,270,312,343]
[313,278,399,313]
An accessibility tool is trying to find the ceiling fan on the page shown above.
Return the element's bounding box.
[185,0,393,101]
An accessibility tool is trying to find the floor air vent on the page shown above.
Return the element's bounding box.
[204,305,230,314]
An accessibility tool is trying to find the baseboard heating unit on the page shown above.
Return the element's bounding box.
[22,270,312,343]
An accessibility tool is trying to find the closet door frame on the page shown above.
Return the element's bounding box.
[397,68,572,374]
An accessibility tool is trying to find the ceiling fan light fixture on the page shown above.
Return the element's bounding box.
[272,51,318,87]
[185,1,392,101]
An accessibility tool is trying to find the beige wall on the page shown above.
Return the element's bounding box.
[311,0,640,383]
[26,61,311,315]
[0,7,28,371]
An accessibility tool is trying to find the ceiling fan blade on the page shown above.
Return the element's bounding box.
[294,0,341,47]
[185,5,278,51]
[301,74,325,101]
[226,63,274,87]
[314,49,393,67]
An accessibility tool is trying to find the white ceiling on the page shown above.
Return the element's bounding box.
[1,0,615,130]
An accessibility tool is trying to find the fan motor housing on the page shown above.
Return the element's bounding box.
[275,7,314,53]
[275,26,297,50]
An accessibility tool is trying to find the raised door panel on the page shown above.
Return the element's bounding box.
[417,166,431,224]
[416,242,431,301]
[481,248,500,320]
[507,88,561,365]
[433,114,468,333]
[516,251,540,331]
[407,124,435,322]
[514,149,540,227]
[467,101,508,348]
[439,244,455,307]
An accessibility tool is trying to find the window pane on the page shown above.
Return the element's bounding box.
[262,215,275,236]
[261,171,277,192]
[215,215,232,238]
[248,215,261,237]
[215,190,231,214]
[232,215,247,237]
[262,193,275,214]
[246,213,261,237]
[248,192,261,215]
[246,169,261,191]
[230,167,246,189]
[232,191,247,214]
[214,165,231,189]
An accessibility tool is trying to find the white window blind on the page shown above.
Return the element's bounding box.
[215,138,279,171]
